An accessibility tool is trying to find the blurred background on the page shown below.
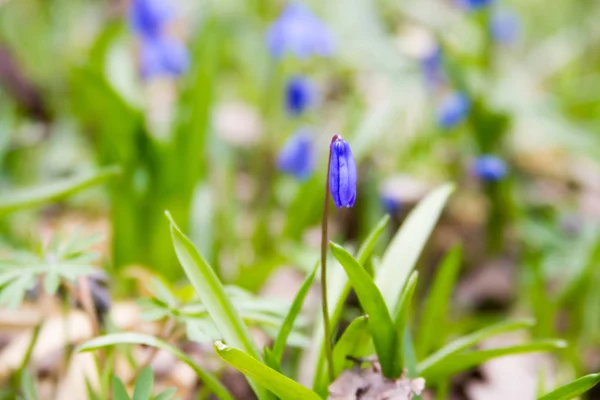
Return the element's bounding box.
[1,0,600,399]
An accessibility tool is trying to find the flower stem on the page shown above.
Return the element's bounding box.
[321,135,340,383]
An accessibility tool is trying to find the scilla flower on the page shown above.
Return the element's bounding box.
[266,3,334,59]
[277,129,315,180]
[456,0,494,10]
[420,45,445,89]
[285,76,314,116]
[472,155,508,182]
[437,92,470,129]
[129,0,189,79]
[329,136,357,208]
[490,9,520,44]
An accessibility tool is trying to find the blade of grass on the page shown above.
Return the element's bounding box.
[330,242,399,378]
[165,212,271,399]
[0,166,121,215]
[421,340,568,380]
[538,373,600,400]
[375,184,454,315]
[332,315,370,377]
[77,332,233,400]
[418,319,535,374]
[215,341,321,400]
[271,262,318,366]
[417,245,462,358]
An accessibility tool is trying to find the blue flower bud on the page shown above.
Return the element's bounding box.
[381,195,402,215]
[285,76,314,116]
[437,92,470,129]
[266,3,334,59]
[472,155,508,182]
[140,36,190,79]
[490,10,520,44]
[329,136,357,209]
[277,129,315,180]
[129,0,174,38]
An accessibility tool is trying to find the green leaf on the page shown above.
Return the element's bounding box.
[329,242,399,378]
[375,184,454,315]
[418,319,535,375]
[112,376,131,400]
[132,366,153,400]
[538,373,600,400]
[152,387,177,400]
[271,262,318,365]
[77,333,232,400]
[356,215,390,265]
[417,245,462,358]
[422,340,567,381]
[394,271,418,367]
[0,166,120,215]
[332,315,370,377]
[215,341,321,400]
[20,369,38,400]
[165,212,271,400]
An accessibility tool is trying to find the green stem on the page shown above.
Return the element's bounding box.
[320,137,337,382]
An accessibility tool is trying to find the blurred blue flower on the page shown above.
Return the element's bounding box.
[140,36,190,79]
[420,46,445,89]
[437,92,470,129]
[129,0,189,79]
[381,195,401,215]
[129,0,173,38]
[457,0,495,10]
[472,155,508,181]
[277,129,316,180]
[285,76,315,116]
[329,136,357,208]
[266,3,334,59]
[490,10,520,44]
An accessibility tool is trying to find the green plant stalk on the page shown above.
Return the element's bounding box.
[320,138,335,383]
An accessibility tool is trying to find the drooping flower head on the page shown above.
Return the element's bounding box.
[285,76,315,116]
[129,0,174,38]
[277,129,316,180]
[490,9,520,44]
[140,36,190,79]
[329,135,357,209]
[266,3,335,59]
[437,92,470,129]
[129,0,189,79]
[472,155,508,182]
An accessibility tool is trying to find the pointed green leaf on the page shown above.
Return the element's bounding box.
[418,319,535,374]
[356,215,390,265]
[0,166,120,215]
[215,341,321,400]
[165,212,271,399]
[77,332,232,400]
[330,242,399,378]
[422,340,567,381]
[132,366,153,400]
[332,315,370,377]
[417,245,462,358]
[375,184,454,315]
[20,369,38,400]
[112,376,131,400]
[271,262,318,365]
[538,373,600,400]
[394,271,418,367]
